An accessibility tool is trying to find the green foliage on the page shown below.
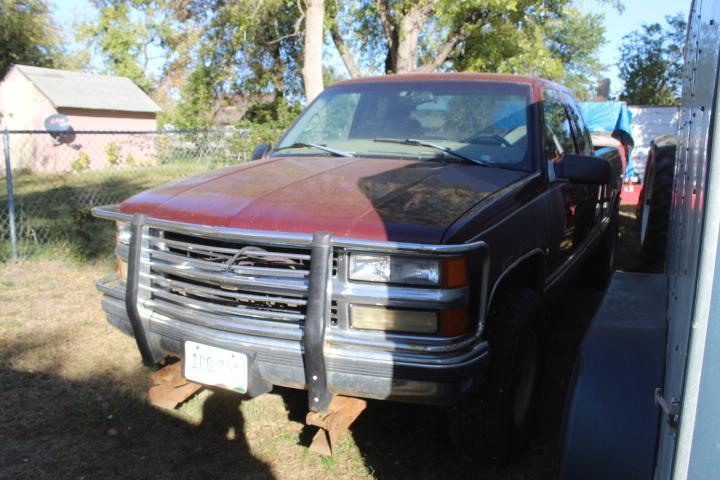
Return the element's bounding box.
[0,0,61,78]
[545,7,606,99]
[76,0,161,92]
[449,2,607,99]
[165,0,304,129]
[618,13,686,105]
[166,64,218,129]
[77,0,614,126]
[105,142,120,166]
[71,152,91,172]
[328,0,609,100]
[125,153,136,166]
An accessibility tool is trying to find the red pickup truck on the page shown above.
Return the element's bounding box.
[93,73,621,460]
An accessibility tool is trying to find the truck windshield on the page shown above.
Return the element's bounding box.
[275,81,533,170]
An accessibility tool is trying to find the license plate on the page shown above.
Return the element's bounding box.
[184,341,248,393]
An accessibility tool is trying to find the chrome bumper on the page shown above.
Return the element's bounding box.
[93,205,490,406]
[98,274,488,404]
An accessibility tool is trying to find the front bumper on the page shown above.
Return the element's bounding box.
[99,274,489,405]
[93,205,490,407]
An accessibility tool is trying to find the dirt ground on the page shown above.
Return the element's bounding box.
[0,206,641,480]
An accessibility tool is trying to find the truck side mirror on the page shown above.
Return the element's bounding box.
[251,143,272,161]
[554,154,610,184]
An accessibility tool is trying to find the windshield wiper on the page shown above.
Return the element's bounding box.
[373,138,490,166]
[274,142,354,158]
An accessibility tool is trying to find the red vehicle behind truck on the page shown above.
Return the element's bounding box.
[93,73,621,460]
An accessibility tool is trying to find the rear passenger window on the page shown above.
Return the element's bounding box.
[542,89,576,160]
[564,98,593,155]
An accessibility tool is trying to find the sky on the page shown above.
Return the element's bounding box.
[580,0,690,96]
[51,0,691,96]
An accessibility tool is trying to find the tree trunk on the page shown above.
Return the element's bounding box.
[302,0,325,103]
[395,5,429,73]
[384,2,433,74]
[329,21,361,78]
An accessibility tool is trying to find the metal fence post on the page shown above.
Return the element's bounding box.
[3,129,18,260]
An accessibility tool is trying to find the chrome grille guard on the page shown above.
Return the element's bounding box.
[92,204,489,412]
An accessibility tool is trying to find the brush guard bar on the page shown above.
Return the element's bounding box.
[94,204,489,412]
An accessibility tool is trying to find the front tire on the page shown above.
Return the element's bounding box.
[449,288,543,462]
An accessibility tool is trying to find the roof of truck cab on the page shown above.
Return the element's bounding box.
[334,72,570,92]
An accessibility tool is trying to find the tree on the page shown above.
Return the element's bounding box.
[302,0,325,102]
[76,0,165,92]
[327,0,612,99]
[544,7,606,99]
[0,0,61,78]
[618,13,687,105]
[165,0,305,128]
[329,0,503,75]
[77,0,614,125]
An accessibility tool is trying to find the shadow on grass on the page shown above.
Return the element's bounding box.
[0,338,274,480]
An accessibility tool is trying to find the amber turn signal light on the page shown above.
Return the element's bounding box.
[440,306,471,336]
[442,257,469,288]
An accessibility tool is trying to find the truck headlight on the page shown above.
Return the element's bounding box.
[348,254,467,287]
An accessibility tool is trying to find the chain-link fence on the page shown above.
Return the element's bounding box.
[0,128,272,260]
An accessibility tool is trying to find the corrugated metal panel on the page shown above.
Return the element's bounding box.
[14,65,161,113]
[653,0,720,477]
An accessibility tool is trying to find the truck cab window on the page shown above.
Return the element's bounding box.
[542,89,577,165]
[564,98,593,155]
[295,93,361,143]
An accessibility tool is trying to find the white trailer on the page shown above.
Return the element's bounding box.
[627,106,680,181]
[561,2,720,478]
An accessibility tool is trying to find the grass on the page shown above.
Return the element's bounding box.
[0,258,614,480]
[8,163,204,196]
[0,207,643,479]
[1,163,210,261]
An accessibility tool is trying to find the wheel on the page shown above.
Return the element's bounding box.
[587,207,618,290]
[449,288,543,462]
[638,144,675,271]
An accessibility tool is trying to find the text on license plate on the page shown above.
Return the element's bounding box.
[184,341,248,393]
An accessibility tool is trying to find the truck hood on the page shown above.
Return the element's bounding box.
[120,156,529,243]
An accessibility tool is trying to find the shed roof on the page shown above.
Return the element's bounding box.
[13,65,161,113]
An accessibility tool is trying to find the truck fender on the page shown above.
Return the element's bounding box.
[487,249,545,313]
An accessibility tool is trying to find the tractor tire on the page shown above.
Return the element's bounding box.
[638,137,676,271]
[449,288,543,463]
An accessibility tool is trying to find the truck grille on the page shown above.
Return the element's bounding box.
[141,230,329,330]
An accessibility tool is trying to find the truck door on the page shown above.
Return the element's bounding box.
[542,89,591,272]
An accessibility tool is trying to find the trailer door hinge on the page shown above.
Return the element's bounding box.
[655,388,681,427]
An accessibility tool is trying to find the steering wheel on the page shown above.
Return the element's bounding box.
[463,133,512,147]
